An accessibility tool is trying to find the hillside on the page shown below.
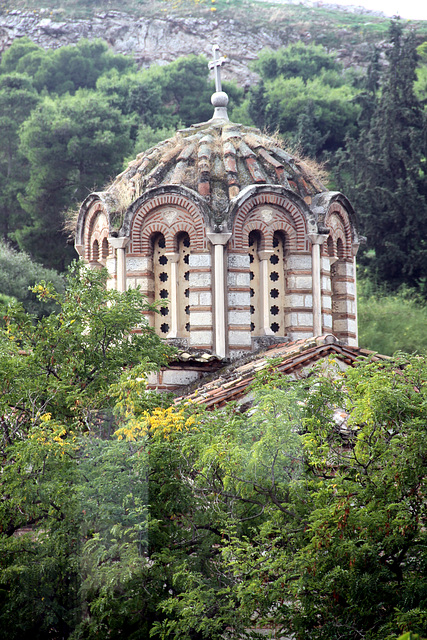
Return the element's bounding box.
[1,0,426,85]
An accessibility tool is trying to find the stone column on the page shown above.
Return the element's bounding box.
[207,232,232,358]
[258,250,275,336]
[109,237,130,293]
[309,234,328,336]
[352,241,360,346]
[165,252,179,339]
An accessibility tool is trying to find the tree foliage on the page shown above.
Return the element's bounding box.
[0,264,174,638]
[240,43,361,157]
[336,21,427,293]
[18,91,132,269]
[253,42,341,83]
[0,72,39,242]
[0,38,134,95]
[0,241,64,316]
[1,325,426,639]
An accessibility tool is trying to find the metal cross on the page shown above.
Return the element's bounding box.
[209,44,227,93]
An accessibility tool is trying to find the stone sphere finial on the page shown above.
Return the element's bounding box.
[211,91,229,108]
[211,90,229,120]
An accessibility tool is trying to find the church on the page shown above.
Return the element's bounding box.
[75,46,361,392]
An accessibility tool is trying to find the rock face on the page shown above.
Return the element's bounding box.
[0,9,290,85]
[0,7,387,84]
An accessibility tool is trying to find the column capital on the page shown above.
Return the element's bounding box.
[109,236,130,250]
[309,233,329,246]
[165,252,179,263]
[352,242,360,257]
[258,250,275,261]
[207,232,232,246]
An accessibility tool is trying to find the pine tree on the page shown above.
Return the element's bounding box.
[337,21,427,291]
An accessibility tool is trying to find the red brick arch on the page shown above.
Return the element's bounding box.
[130,194,207,255]
[325,204,352,260]
[84,204,109,261]
[231,193,308,252]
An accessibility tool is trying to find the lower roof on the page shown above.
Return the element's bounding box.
[175,334,388,409]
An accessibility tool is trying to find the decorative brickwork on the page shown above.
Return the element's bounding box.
[231,193,308,252]
[324,202,353,261]
[84,204,109,263]
[129,194,207,255]
[325,203,357,343]
[76,117,360,361]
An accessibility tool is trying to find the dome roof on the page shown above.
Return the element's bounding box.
[104,117,327,231]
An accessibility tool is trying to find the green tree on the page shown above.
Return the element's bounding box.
[253,42,341,83]
[337,21,427,292]
[1,316,426,639]
[0,263,170,639]
[0,37,40,74]
[415,41,427,104]
[1,38,134,96]
[146,357,427,640]
[0,241,64,316]
[0,73,39,242]
[247,44,360,157]
[18,91,132,270]
[0,262,169,445]
[96,68,170,131]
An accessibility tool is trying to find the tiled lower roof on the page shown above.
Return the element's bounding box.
[176,335,388,409]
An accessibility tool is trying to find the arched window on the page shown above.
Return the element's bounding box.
[101,237,109,261]
[327,235,335,258]
[177,232,191,338]
[248,229,287,337]
[268,230,287,335]
[152,233,171,336]
[248,230,262,336]
[92,239,99,262]
[329,236,345,337]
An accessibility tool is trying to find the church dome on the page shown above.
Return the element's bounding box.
[104,118,327,232]
[76,46,360,373]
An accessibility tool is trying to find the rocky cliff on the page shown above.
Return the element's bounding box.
[0,9,293,85]
[0,7,389,84]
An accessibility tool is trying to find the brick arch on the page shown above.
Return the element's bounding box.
[231,193,308,252]
[243,222,268,251]
[325,204,353,260]
[130,194,207,254]
[136,210,200,255]
[139,218,174,255]
[324,229,346,259]
[172,229,191,253]
[101,237,109,260]
[84,204,109,261]
[240,206,298,254]
[268,220,297,252]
